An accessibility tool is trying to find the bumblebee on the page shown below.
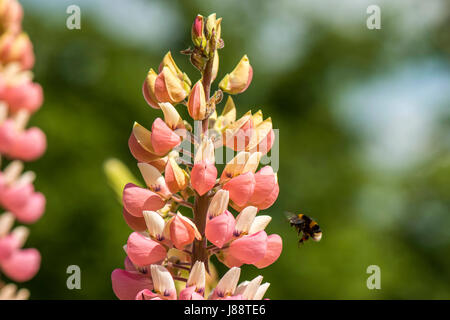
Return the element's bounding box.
[288,213,322,245]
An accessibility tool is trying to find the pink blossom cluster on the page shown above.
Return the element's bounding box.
[0,0,45,299]
[111,13,281,300]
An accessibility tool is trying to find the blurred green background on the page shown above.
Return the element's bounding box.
[16,0,449,299]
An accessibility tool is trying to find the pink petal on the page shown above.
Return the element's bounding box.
[122,207,147,232]
[228,231,268,264]
[0,119,17,154]
[128,133,160,162]
[205,210,235,248]
[1,183,34,213]
[13,192,45,224]
[169,215,195,250]
[151,118,180,155]
[258,183,279,210]
[190,160,217,196]
[179,285,196,300]
[122,183,165,217]
[126,232,166,267]
[142,81,160,109]
[9,127,46,161]
[3,82,43,113]
[111,269,153,300]
[1,248,40,282]
[249,166,276,207]
[135,289,158,300]
[0,234,21,262]
[223,172,255,207]
[224,294,244,300]
[254,234,283,268]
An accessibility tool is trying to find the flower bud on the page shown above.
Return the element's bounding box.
[191,15,206,49]
[246,114,274,155]
[128,123,157,162]
[166,212,201,250]
[0,0,24,34]
[126,232,166,266]
[164,156,188,194]
[142,68,159,109]
[151,118,181,155]
[223,111,253,151]
[155,66,190,104]
[0,32,34,69]
[191,138,217,196]
[214,96,236,132]
[219,55,253,94]
[187,81,207,120]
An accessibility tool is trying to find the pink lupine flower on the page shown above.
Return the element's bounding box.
[151,118,181,155]
[191,138,217,196]
[122,207,147,232]
[249,165,277,208]
[111,13,285,301]
[111,269,153,300]
[223,171,255,207]
[1,81,43,113]
[227,230,268,265]
[9,126,46,161]
[122,182,165,217]
[254,234,283,269]
[1,248,40,282]
[126,232,166,267]
[166,212,201,250]
[12,191,45,223]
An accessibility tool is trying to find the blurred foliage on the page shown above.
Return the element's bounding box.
[16,0,450,299]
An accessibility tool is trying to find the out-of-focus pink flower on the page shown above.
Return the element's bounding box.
[126,232,166,267]
[111,269,153,300]
[1,81,42,113]
[122,182,165,217]
[12,191,45,223]
[0,248,40,282]
[9,127,46,161]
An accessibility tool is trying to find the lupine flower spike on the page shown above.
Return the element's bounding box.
[0,0,45,300]
[111,13,283,300]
